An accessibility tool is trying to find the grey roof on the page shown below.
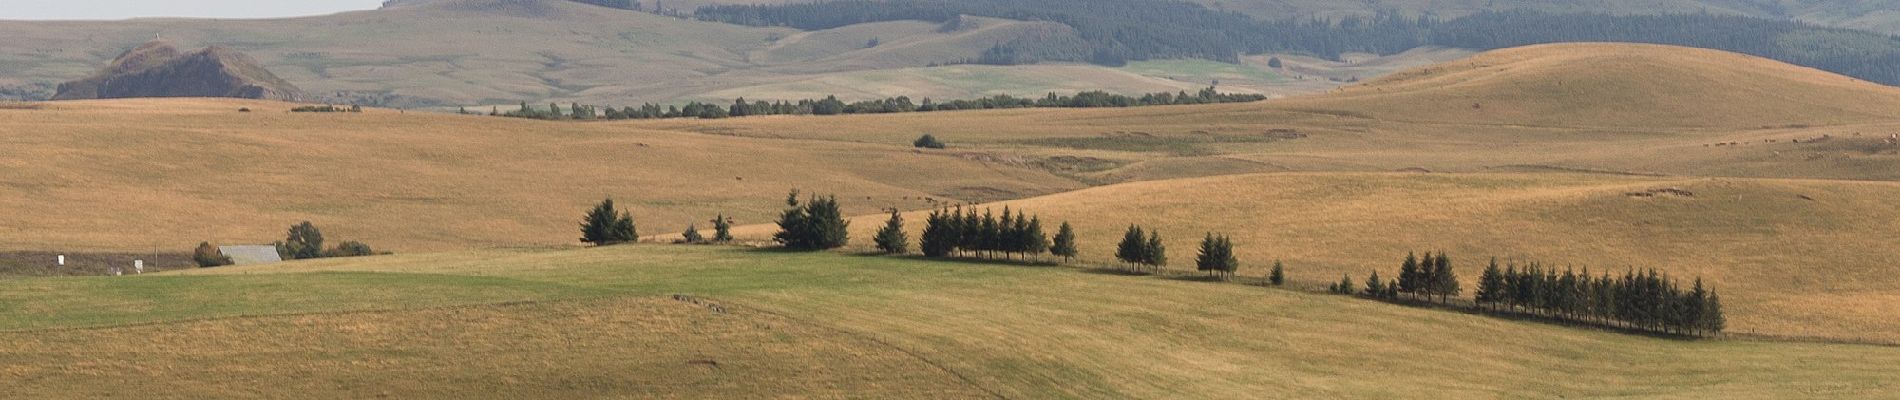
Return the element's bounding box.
[218,245,283,265]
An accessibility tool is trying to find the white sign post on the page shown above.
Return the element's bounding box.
[56,255,65,266]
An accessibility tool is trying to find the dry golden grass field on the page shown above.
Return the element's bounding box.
[5,245,1898,398]
[4,43,1900,397]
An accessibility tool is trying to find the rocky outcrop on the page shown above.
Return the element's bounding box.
[54,40,305,102]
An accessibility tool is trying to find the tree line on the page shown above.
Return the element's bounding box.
[1473,259,1726,337]
[573,193,1729,338]
[915,206,1062,260]
[696,0,1900,85]
[496,87,1265,121]
[1337,252,1726,337]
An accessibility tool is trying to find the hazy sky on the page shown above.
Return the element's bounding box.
[1,0,386,21]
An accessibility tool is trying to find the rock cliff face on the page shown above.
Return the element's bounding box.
[54,40,305,102]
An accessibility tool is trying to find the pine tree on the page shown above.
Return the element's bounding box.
[1196,233,1220,277]
[1050,221,1077,262]
[1024,216,1049,257]
[773,190,849,250]
[1217,236,1238,280]
[710,214,733,242]
[682,224,703,243]
[1703,290,1726,335]
[580,199,636,246]
[1268,260,1285,286]
[1432,253,1459,303]
[1116,225,1145,270]
[1364,270,1385,297]
[919,209,956,257]
[1476,257,1505,309]
[1336,274,1356,295]
[1144,231,1167,272]
[1191,233,1235,279]
[1398,252,1421,296]
[874,209,908,254]
[979,209,999,258]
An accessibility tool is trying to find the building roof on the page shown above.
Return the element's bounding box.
[218,245,283,265]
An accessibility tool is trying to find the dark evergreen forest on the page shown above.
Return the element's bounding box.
[696,1,1900,85]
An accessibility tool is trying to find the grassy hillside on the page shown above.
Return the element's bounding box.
[3,245,1895,398]
[1300,43,1900,129]
[0,0,1380,106]
[644,43,1900,183]
[761,172,1900,343]
[0,98,1082,252]
[1183,0,1900,35]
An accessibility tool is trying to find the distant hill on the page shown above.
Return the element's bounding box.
[1187,0,1900,36]
[0,0,1297,107]
[1291,42,1900,128]
[52,40,304,101]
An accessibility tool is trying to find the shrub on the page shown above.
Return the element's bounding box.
[323,241,375,258]
[913,134,946,149]
[193,242,233,267]
[278,221,325,260]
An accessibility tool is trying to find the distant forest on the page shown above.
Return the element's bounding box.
[696,1,1900,85]
[496,87,1266,121]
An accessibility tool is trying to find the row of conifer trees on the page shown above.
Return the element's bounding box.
[1336,252,1726,337]
[1473,260,1726,336]
[913,206,1074,260]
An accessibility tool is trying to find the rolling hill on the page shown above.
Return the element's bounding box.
[0,0,1352,107]
[53,39,305,101]
[3,245,1896,398]
[767,172,1900,344]
[1182,0,1900,35]
[0,98,1082,252]
[648,43,1900,182]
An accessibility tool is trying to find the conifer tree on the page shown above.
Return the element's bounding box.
[1431,253,1459,303]
[1217,236,1238,280]
[773,190,850,250]
[710,214,733,243]
[874,209,908,254]
[682,224,703,244]
[580,198,637,246]
[1703,290,1726,335]
[919,208,956,257]
[1196,233,1220,277]
[1398,252,1421,296]
[1364,270,1385,297]
[1268,260,1285,286]
[1335,274,1356,295]
[1116,225,1145,271]
[1050,221,1077,262]
[1144,231,1167,272]
[1024,216,1048,257]
[1476,257,1505,310]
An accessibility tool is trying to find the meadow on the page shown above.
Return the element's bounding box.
[4,245,1896,398]
[3,42,1899,397]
